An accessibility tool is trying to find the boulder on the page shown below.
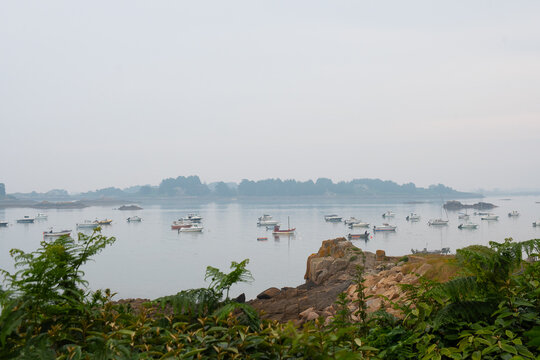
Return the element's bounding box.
[257,287,281,300]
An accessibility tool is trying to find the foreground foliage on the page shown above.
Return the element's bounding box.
[1,232,539,359]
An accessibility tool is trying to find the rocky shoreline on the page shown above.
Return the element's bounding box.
[119,238,457,326]
[249,238,457,325]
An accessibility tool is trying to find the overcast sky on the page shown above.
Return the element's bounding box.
[1,1,539,193]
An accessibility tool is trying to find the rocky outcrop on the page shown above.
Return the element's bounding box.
[250,238,456,326]
[118,204,143,210]
[443,200,496,211]
[249,238,399,324]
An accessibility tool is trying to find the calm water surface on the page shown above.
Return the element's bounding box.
[1,196,540,300]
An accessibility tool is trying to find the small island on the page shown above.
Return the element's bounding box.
[443,200,496,211]
[118,204,143,210]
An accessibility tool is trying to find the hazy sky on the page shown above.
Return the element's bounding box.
[1,1,539,193]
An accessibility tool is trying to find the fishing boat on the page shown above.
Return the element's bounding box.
[348,232,370,240]
[0,221,8,227]
[458,222,479,229]
[171,219,193,230]
[257,237,268,241]
[428,219,449,226]
[257,214,279,226]
[349,221,370,228]
[179,224,203,232]
[127,216,142,222]
[324,214,342,222]
[35,213,48,220]
[382,211,395,218]
[474,211,490,216]
[481,214,499,221]
[373,223,396,232]
[272,217,295,235]
[508,211,520,217]
[43,229,72,238]
[76,221,99,229]
[16,216,35,224]
[406,213,420,221]
[96,219,113,225]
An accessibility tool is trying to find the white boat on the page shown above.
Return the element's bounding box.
[349,222,370,228]
[324,214,342,222]
[184,213,202,222]
[257,214,279,226]
[406,213,420,221]
[127,216,142,222]
[0,221,8,227]
[458,212,470,220]
[428,218,449,226]
[17,216,35,223]
[76,220,99,229]
[344,217,362,225]
[532,220,540,227]
[474,211,490,216]
[179,224,203,232]
[508,211,519,217]
[458,222,478,229]
[35,213,48,220]
[373,223,397,232]
[43,229,72,238]
[481,214,499,221]
[382,211,395,218]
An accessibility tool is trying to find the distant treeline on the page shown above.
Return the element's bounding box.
[75,176,475,199]
[6,176,478,201]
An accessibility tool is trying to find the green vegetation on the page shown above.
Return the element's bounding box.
[1,232,539,359]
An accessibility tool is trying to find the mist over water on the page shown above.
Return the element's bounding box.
[1,196,539,300]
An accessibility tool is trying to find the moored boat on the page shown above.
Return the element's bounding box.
[481,214,499,221]
[508,211,519,217]
[382,211,395,218]
[17,216,35,224]
[272,217,295,235]
[344,217,360,225]
[349,221,370,228]
[35,213,48,220]
[127,216,142,222]
[171,219,193,230]
[96,219,113,225]
[257,214,279,226]
[406,213,420,221]
[184,213,202,222]
[0,221,8,227]
[43,229,72,238]
[458,222,479,229]
[533,220,540,227]
[458,212,470,220]
[179,224,203,232]
[348,231,370,240]
[76,221,99,229]
[324,214,342,222]
[373,223,396,232]
[428,218,449,226]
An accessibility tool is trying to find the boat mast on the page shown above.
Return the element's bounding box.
[288,216,290,230]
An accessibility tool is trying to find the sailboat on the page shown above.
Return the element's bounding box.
[428,199,449,226]
[272,216,295,235]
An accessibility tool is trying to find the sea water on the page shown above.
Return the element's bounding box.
[1,196,539,300]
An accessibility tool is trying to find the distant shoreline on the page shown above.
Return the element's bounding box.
[0,193,484,209]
